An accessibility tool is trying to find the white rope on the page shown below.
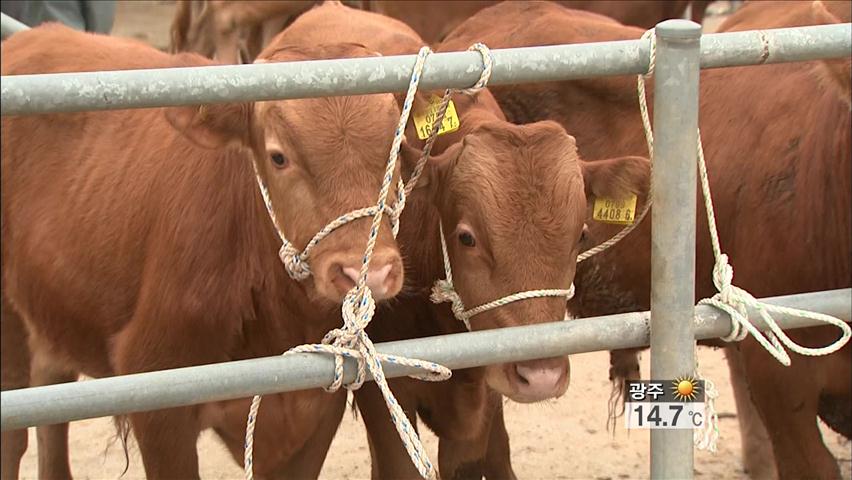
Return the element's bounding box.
[245,44,494,480]
[634,27,852,451]
[694,369,721,452]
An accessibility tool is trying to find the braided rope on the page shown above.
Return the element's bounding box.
[245,44,495,480]
[694,368,721,452]
[634,28,852,452]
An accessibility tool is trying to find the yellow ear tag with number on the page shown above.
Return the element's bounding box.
[593,194,638,225]
[412,95,460,140]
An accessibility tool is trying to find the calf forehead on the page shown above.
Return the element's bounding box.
[262,94,399,170]
[452,125,586,242]
[454,124,583,207]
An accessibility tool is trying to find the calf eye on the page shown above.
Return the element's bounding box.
[579,224,589,244]
[270,152,288,168]
[458,231,476,247]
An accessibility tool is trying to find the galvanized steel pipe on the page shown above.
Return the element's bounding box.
[648,20,702,480]
[1,288,849,432]
[1,23,850,115]
[0,12,28,39]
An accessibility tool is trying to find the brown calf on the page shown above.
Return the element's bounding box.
[1,23,412,479]
[169,0,712,63]
[170,0,319,63]
[440,1,851,478]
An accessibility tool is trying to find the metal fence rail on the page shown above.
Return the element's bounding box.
[1,23,849,115]
[2,289,849,432]
[0,12,27,38]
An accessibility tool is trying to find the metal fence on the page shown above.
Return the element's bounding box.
[1,12,851,479]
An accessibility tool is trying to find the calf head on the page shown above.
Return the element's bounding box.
[408,120,650,402]
[168,43,406,305]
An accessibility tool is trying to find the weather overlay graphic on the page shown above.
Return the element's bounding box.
[625,377,706,429]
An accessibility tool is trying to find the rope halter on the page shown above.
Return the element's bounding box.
[250,156,406,281]
[245,44,495,480]
[430,223,576,331]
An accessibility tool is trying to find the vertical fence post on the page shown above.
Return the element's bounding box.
[649,19,702,479]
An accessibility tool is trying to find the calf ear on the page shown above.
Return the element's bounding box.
[165,102,256,150]
[580,156,651,201]
[399,138,464,193]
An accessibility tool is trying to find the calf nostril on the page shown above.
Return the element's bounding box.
[515,365,531,386]
[342,267,360,285]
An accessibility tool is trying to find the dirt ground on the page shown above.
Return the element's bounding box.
[13,2,852,479]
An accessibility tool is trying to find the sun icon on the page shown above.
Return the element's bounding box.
[672,376,701,401]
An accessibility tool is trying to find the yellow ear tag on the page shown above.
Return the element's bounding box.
[412,95,460,140]
[593,194,638,225]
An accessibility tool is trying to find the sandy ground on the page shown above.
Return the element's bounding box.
[13,2,852,479]
[17,348,852,479]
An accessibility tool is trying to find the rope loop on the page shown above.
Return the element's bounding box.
[464,43,494,94]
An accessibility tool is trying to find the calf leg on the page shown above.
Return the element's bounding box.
[724,345,777,479]
[438,431,487,480]
[355,380,422,479]
[740,333,845,480]
[278,391,347,479]
[608,348,642,431]
[30,347,77,480]
[112,299,234,480]
[483,400,516,480]
[437,392,516,480]
[1,298,30,480]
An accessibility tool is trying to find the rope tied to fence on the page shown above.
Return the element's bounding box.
[635,27,852,452]
[245,44,495,480]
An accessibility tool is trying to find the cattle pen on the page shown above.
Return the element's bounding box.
[1,11,851,479]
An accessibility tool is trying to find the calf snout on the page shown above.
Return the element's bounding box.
[342,263,394,299]
[508,357,570,403]
[327,252,402,301]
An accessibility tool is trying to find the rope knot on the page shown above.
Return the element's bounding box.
[430,279,470,329]
[280,243,311,280]
[712,254,734,292]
